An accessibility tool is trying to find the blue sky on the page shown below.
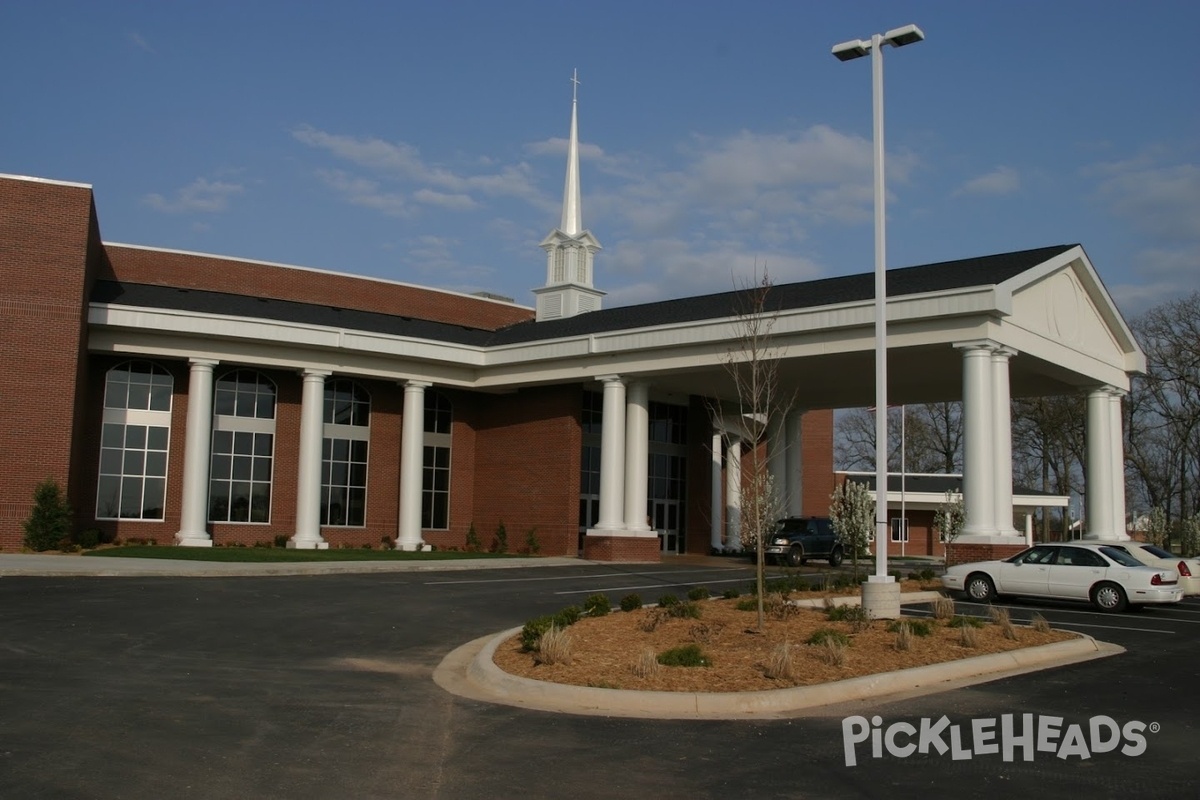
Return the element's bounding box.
[2,1,1197,317]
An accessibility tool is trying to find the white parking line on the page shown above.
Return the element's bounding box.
[553,576,753,595]
[424,566,751,586]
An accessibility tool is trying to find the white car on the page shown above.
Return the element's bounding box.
[1088,541,1200,596]
[942,542,1182,612]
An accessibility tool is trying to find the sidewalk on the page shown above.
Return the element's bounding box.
[0,552,581,578]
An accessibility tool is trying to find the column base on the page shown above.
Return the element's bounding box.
[288,539,330,550]
[861,579,901,620]
[947,537,1028,567]
[583,532,660,563]
[175,534,213,548]
[396,541,427,552]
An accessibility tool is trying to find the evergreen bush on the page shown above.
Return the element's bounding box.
[22,479,72,552]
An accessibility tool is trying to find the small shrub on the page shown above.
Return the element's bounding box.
[524,528,540,555]
[380,535,395,550]
[811,636,847,667]
[75,529,101,550]
[657,644,710,667]
[889,570,903,581]
[1001,617,1019,640]
[465,522,482,553]
[807,628,850,648]
[687,586,711,601]
[907,571,920,581]
[533,626,572,666]
[959,624,980,648]
[492,521,508,554]
[893,621,913,651]
[667,601,702,620]
[520,616,554,651]
[828,603,870,632]
[272,534,288,548]
[620,594,643,612]
[552,605,583,628]
[949,615,985,629]
[1031,613,1052,633]
[583,593,611,617]
[987,606,1010,625]
[764,592,795,620]
[632,647,660,678]
[638,608,669,632]
[657,593,680,607]
[887,618,933,637]
[736,596,759,612]
[688,621,719,644]
[22,479,72,552]
[919,568,937,582]
[722,588,740,599]
[931,596,956,620]
[764,641,796,680]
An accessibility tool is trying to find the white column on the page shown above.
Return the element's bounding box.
[725,433,743,550]
[290,370,330,549]
[959,344,996,536]
[623,381,651,531]
[397,380,430,551]
[1024,513,1034,547]
[176,358,218,547]
[710,431,724,551]
[991,348,1018,535]
[591,376,626,531]
[1085,388,1112,539]
[1109,390,1129,540]
[784,410,803,517]
[766,416,787,518]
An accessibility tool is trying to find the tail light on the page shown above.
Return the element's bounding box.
[1151,573,1177,586]
[1178,561,1193,578]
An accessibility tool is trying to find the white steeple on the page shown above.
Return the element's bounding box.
[533,69,604,322]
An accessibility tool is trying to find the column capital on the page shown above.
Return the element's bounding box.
[989,346,1018,359]
[188,357,220,368]
[403,379,432,390]
[952,338,1002,353]
[300,368,332,379]
[596,374,624,385]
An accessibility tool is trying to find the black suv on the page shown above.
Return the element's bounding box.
[764,517,844,567]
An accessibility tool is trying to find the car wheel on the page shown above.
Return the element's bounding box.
[965,573,995,602]
[1091,582,1127,613]
[828,547,844,567]
[786,545,805,568]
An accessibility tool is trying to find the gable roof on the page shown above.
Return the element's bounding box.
[92,244,1078,349]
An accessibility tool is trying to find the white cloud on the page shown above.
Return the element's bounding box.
[412,189,477,210]
[314,169,409,218]
[128,32,154,53]
[1090,159,1200,241]
[955,166,1020,196]
[524,137,606,161]
[143,178,243,213]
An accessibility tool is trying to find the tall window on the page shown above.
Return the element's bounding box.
[422,391,451,529]
[96,361,172,520]
[579,391,603,532]
[209,370,275,523]
[322,380,369,526]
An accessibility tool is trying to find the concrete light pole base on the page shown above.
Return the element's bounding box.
[861,579,902,619]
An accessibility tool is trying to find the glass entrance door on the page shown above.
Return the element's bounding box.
[652,499,681,554]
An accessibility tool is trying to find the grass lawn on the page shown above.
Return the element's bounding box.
[81,546,531,563]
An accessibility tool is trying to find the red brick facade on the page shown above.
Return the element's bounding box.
[946,542,1028,567]
[0,174,836,556]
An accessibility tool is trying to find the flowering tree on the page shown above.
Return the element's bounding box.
[830,479,874,580]
[934,490,964,558]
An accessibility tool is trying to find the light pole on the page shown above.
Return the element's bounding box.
[832,23,924,618]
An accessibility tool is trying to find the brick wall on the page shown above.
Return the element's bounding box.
[101,245,533,331]
[0,178,97,550]
[801,409,835,516]
[946,542,1027,567]
[582,534,661,563]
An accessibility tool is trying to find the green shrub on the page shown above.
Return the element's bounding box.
[22,479,72,552]
[687,586,710,601]
[826,604,868,628]
[919,568,937,582]
[656,644,710,667]
[74,528,101,550]
[667,601,702,619]
[949,615,985,629]
[583,593,611,617]
[657,593,680,607]
[520,615,555,651]
[887,618,933,637]
[553,605,583,628]
[736,596,759,612]
[274,534,289,548]
[807,628,851,647]
[907,571,920,581]
[492,521,508,554]
[722,588,740,599]
[465,522,482,553]
[525,528,540,555]
[620,594,643,612]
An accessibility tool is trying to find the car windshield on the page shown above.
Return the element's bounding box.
[1099,546,1143,567]
[1140,545,1176,559]
[1006,546,1055,564]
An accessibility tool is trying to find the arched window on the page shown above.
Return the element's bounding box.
[96,361,173,520]
[422,391,451,529]
[208,370,275,523]
[321,380,369,526]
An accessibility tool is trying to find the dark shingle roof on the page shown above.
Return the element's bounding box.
[90,244,1077,348]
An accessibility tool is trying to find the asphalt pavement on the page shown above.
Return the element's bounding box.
[0,554,1195,799]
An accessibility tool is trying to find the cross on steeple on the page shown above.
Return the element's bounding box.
[571,68,580,102]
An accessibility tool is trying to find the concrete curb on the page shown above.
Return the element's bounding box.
[438,611,1123,720]
[0,553,581,578]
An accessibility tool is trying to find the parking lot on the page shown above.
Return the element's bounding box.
[1,561,1195,799]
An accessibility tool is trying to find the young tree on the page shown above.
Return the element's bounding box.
[713,269,793,632]
[829,479,874,580]
[933,490,964,560]
[23,479,73,552]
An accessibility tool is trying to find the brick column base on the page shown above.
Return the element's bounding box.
[583,535,661,563]
[946,542,1027,567]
